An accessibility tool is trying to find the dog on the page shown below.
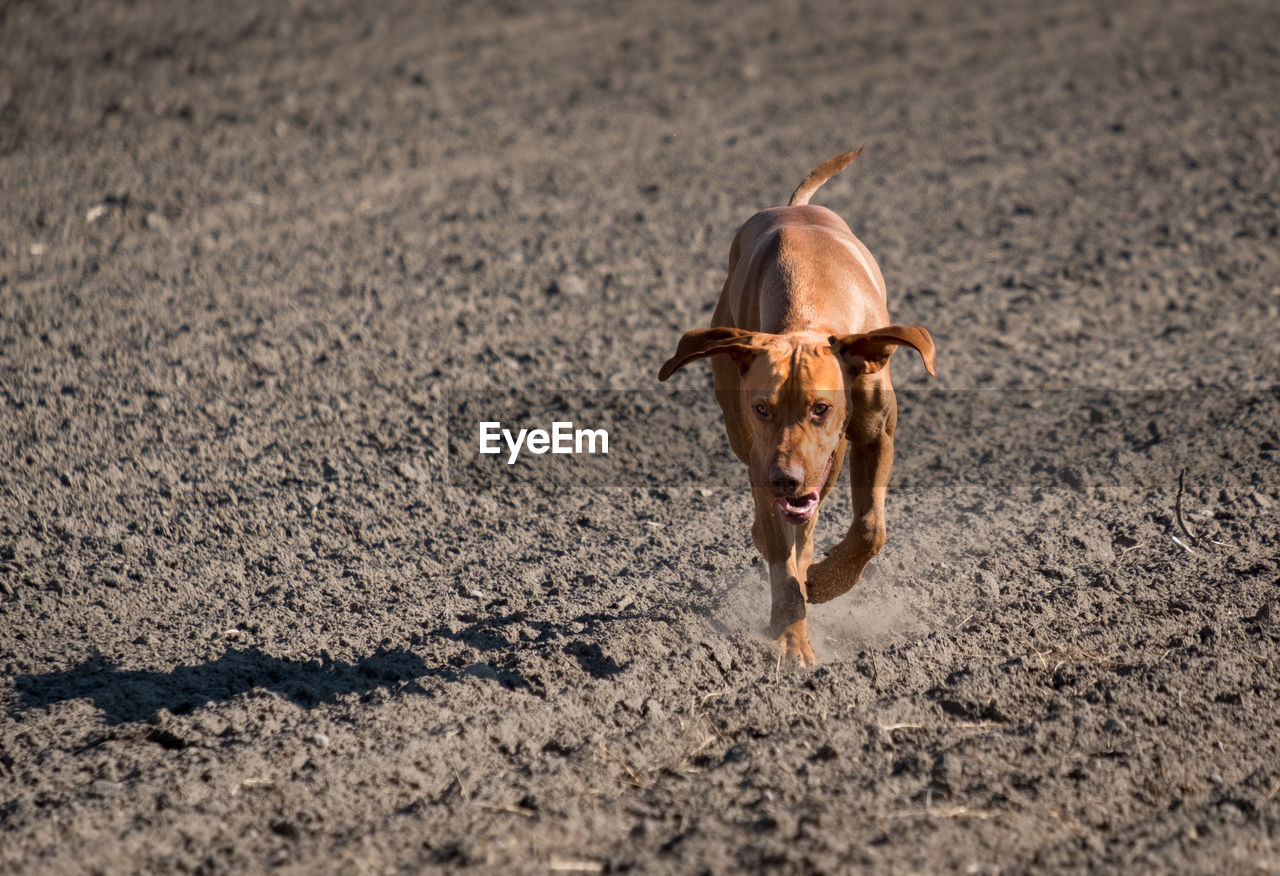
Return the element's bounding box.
[658,150,935,666]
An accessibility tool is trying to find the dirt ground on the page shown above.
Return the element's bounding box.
[2,0,1279,872]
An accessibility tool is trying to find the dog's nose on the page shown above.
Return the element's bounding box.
[768,463,804,493]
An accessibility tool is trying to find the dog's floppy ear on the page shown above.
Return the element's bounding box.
[658,327,768,381]
[828,325,936,377]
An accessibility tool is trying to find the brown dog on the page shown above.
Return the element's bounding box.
[658,150,935,666]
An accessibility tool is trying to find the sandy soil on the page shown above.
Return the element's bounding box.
[2,0,1279,872]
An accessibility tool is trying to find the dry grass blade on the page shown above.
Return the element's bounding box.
[549,857,604,873]
[599,743,648,789]
[957,721,1005,732]
[447,754,470,803]
[888,805,1000,820]
[1175,469,1198,543]
[880,722,923,733]
[1025,639,1115,669]
[477,803,536,818]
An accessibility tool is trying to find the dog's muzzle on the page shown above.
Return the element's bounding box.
[770,453,834,524]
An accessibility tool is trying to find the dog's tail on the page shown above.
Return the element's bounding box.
[787,147,863,207]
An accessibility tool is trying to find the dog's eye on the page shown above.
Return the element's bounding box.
[753,403,770,419]
[812,403,831,418]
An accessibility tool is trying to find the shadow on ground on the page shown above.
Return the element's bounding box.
[425,610,639,680]
[13,647,435,724]
[12,610,647,724]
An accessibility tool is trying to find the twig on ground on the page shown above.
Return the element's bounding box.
[599,743,648,789]
[878,722,923,742]
[1175,470,1198,544]
[478,803,536,818]
[447,754,470,803]
[956,720,1005,732]
[1146,649,1171,672]
[888,805,999,820]
[698,688,732,709]
[1025,640,1114,669]
[237,777,275,794]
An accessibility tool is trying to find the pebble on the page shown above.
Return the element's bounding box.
[396,462,426,483]
[89,779,125,798]
[547,274,588,297]
[248,344,284,374]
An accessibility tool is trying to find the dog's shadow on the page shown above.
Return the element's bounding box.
[427,610,637,680]
[14,610,639,725]
[13,647,436,725]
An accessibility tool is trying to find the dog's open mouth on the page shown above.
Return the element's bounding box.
[772,491,820,523]
[770,452,834,524]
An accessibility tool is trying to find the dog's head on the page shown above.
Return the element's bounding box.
[659,325,934,524]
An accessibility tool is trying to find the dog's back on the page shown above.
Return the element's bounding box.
[713,151,887,336]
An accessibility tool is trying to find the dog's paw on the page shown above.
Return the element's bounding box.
[776,623,817,668]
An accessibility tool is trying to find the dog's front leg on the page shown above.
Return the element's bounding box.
[806,384,897,604]
[754,493,817,666]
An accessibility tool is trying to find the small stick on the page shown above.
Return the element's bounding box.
[699,688,732,708]
[599,744,647,789]
[448,754,470,803]
[1175,470,1198,543]
[887,804,999,820]
[879,722,923,735]
[478,803,536,818]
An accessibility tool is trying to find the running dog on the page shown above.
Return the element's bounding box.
[658,150,935,665]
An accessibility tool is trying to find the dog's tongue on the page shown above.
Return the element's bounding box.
[773,491,819,515]
[771,454,832,520]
